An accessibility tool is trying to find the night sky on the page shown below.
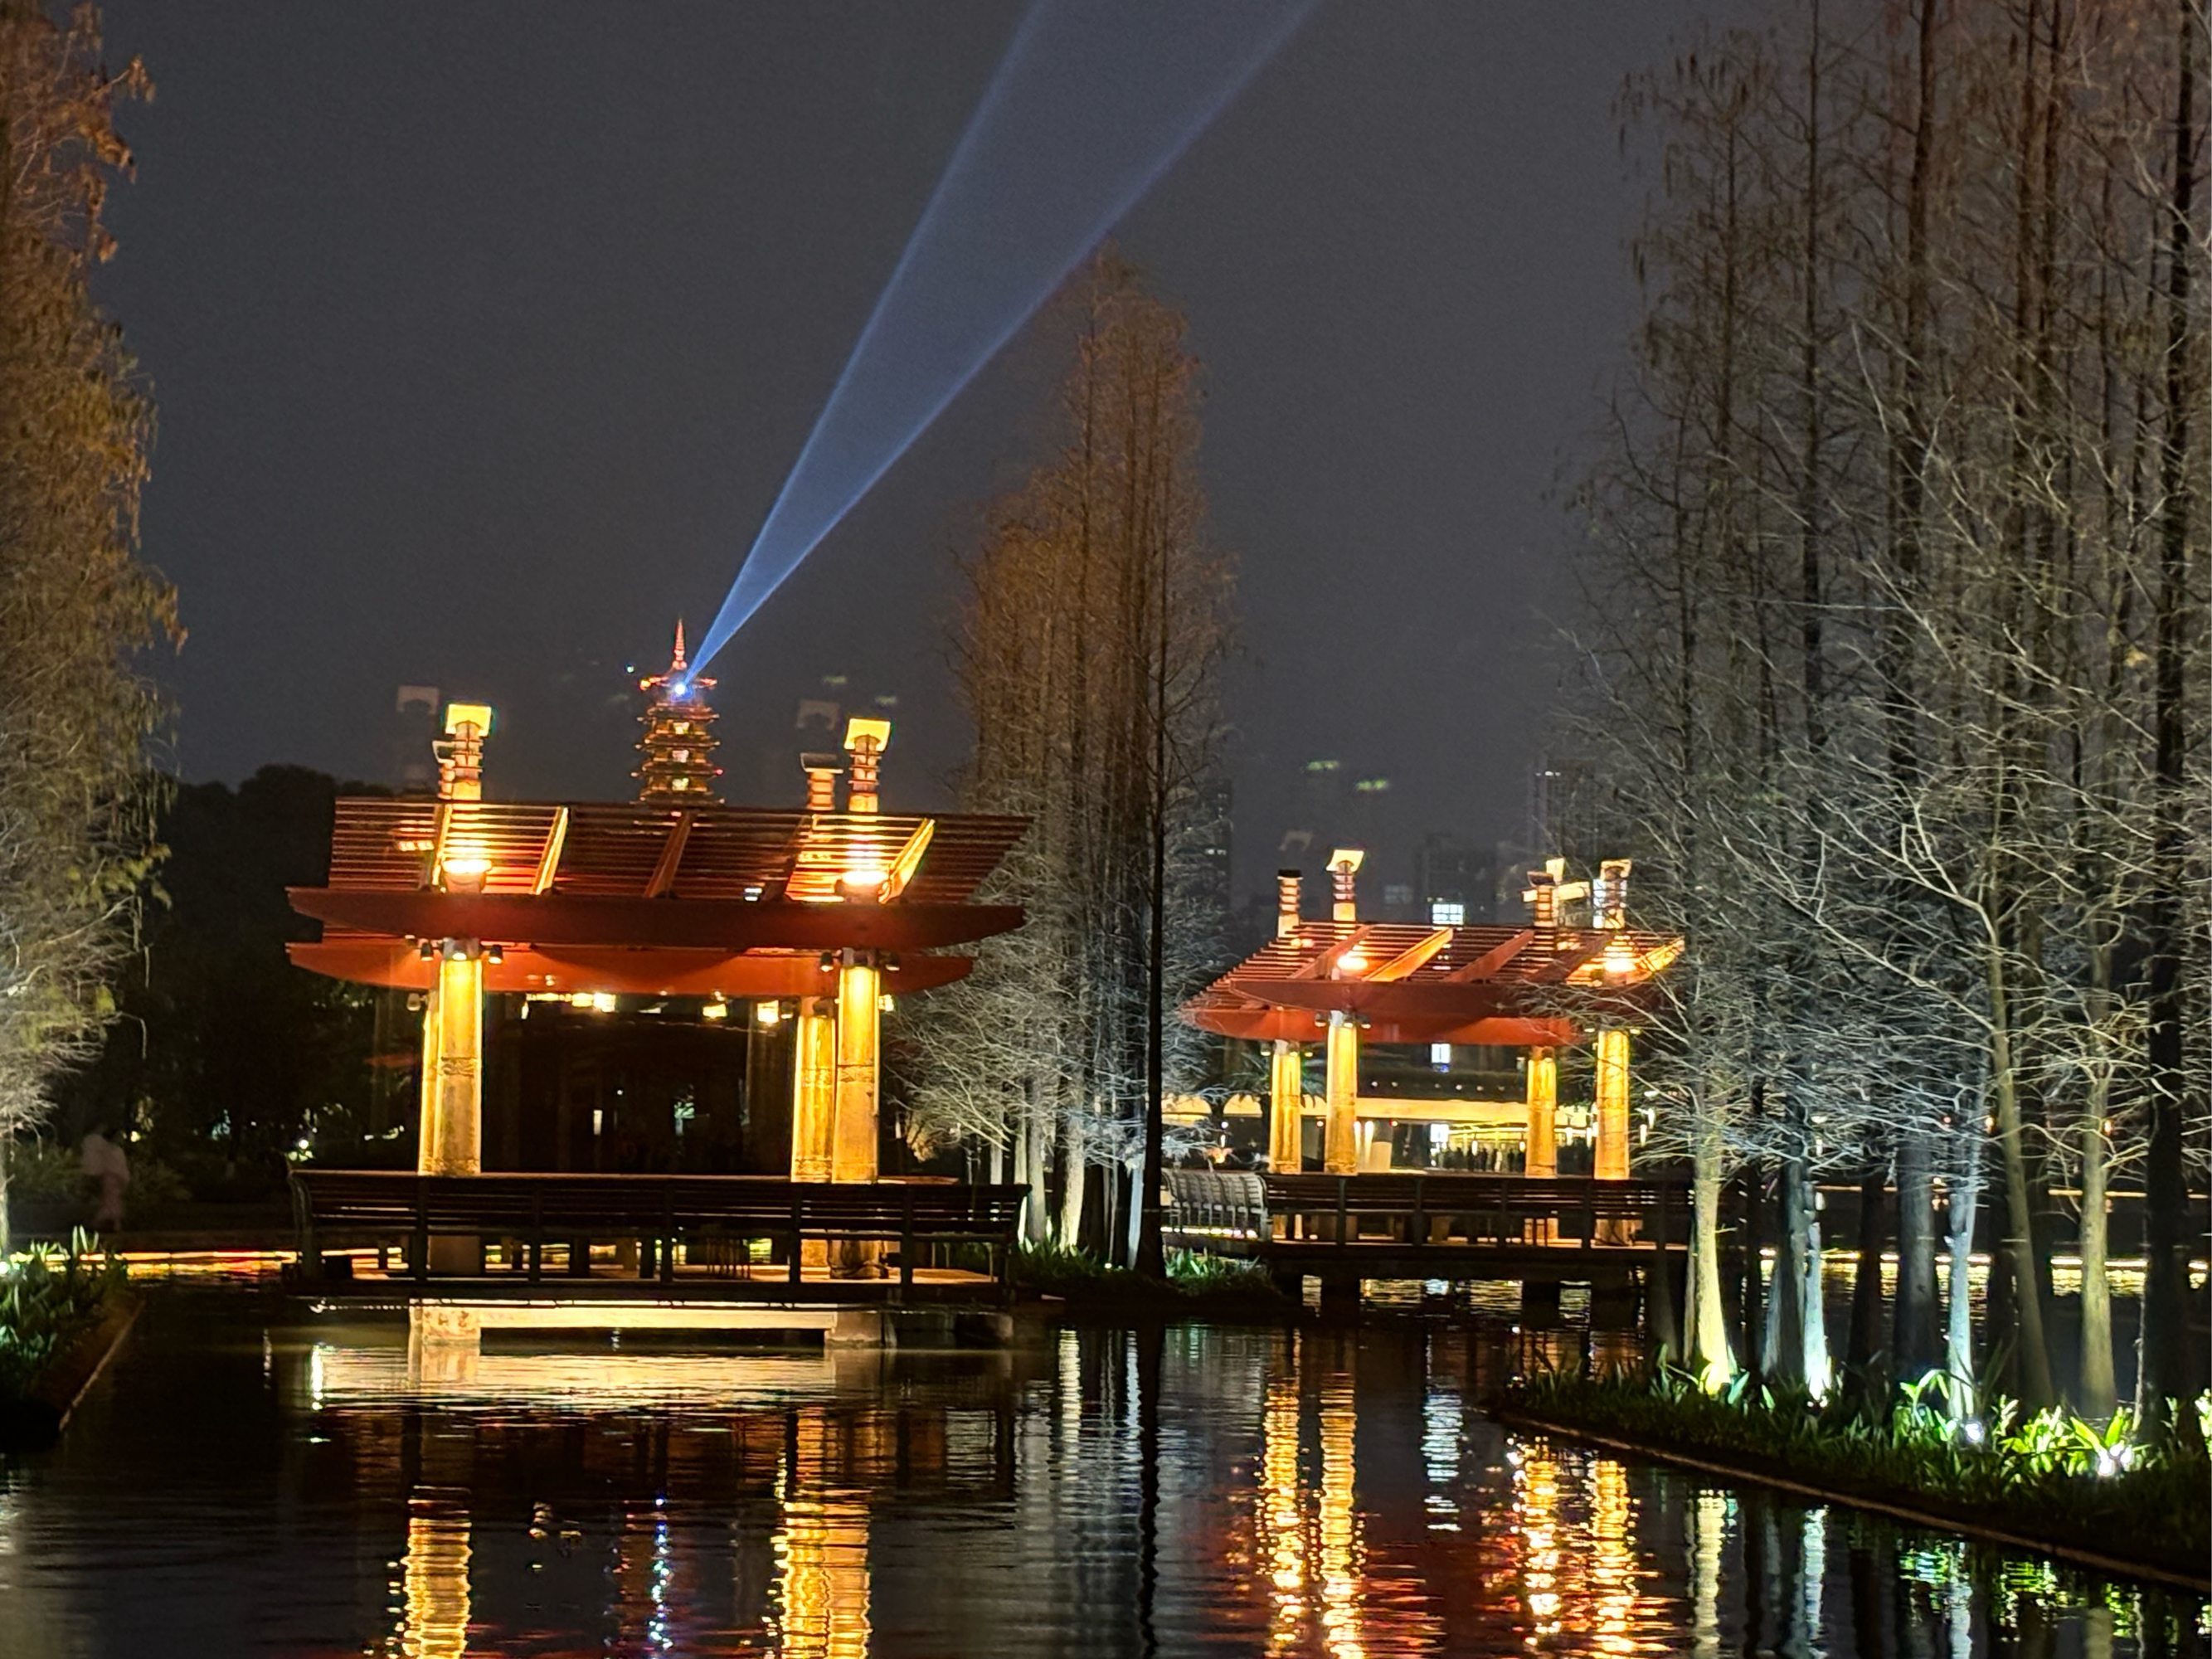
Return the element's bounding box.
[95,2,1740,907]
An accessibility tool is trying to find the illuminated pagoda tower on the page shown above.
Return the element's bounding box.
[634,622,721,802]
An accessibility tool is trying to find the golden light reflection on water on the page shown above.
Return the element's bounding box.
[1589,1457,1638,1655]
[391,1496,469,1659]
[774,1411,873,1659]
[1689,1491,1726,1659]
[1316,1384,1364,1659]
[101,1310,2193,1659]
[1260,1370,1308,1650]
[1514,1440,1564,1638]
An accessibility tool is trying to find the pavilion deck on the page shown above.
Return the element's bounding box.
[289,1170,1026,1303]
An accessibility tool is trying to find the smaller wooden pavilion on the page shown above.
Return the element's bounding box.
[1183,852,1681,1180]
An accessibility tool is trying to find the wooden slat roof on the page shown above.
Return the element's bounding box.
[320,797,1026,906]
[1214,922,1682,992]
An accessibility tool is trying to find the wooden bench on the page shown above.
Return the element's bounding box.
[289,1170,1026,1290]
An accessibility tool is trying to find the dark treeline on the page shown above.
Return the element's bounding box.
[49,766,389,1196]
[1563,0,2206,1431]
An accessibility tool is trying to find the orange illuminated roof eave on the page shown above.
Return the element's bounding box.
[288,888,1023,954]
[289,939,975,997]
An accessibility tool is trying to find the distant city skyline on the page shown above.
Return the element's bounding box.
[95,0,1752,902]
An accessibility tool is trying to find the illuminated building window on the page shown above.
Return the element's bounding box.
[1430,1042,1452,1068]
[1430,901,1465,926]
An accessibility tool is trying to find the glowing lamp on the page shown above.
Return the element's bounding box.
[1338,949,1369,975]
[701,998,727,1021]
[754,1000,782,1027]
[441,853,491,892]
[839,865,888,901]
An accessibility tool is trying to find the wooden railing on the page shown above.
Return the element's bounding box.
[289,1170,1027,1290]
[1163,1170,1686,1256]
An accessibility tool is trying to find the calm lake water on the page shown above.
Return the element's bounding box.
[0,1286,2200,1657]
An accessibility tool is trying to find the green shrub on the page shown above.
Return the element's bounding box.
[5,1139,90,1203]
[0,1228,126,1402]
[1509,1365,2211,1574]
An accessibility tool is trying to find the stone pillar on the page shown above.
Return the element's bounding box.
[832,955,881,1183]
[416,942,484,1273]
[423,945,484,1175]
[1323,1011,1359,1175]
[1524,1046,1558,1180]
[1267,1039,1305,1171]
[416,977,444,1172]
[1595,1029,1631,1181]
[790,997,837,1183]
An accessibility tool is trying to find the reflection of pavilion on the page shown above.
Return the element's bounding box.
[1185,851,1681,1179]
[296,1323,1018,1659]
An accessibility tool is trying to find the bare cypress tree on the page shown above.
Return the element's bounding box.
[1567,0,2205,1424]
[912,254,1231,1265]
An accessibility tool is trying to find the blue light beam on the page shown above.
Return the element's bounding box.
[692,0,1318,670]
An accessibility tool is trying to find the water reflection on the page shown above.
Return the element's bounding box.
[0,1290,2199,1658]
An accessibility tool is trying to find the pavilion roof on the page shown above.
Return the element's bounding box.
[317,796,1025,905]
[1182,920,1682,1048]
[288,796,1028,995]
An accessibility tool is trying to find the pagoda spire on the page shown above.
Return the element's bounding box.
[634,621,720,803]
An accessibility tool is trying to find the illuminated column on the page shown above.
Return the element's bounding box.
[790,998,837,1182]
[843,717,890,812]
[1328,849,1362,926]
[1267,1039,1305,1172]
[1323,1012,1359,1176]
[1322,849,1364,1177]
[423,944,484,1175]
[418,701,491,1217]
[832,955,881,1183]
[1592,857,1636,1189]
[416,977,444,1171]
[1524,1046,1558,1180]
[1268,868,1307,1174]
[1595,1028,1631,1181]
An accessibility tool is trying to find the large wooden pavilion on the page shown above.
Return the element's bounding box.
[283,635,1028,1291]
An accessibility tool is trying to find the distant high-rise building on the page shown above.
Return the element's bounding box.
[1527,753,1563,861]
[393,685,440,791]
[1194,774,1232,924]
[1414,831,1496,926]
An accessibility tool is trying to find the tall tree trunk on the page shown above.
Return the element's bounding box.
[1689,1115,1735,1389]
[1988,956,2057,1408]
[1057,1114,1086,1249]
[1945,1142,1981,1418]
[1893,1126,1939,1382]
[1134,531,1170,1279]
[2137,0,2201,1437]
[1846,1153,1891,1410]
[1767,1151,1810,1391]
[1739,1160,1767,1387]
[1023,1107,1049,1248]
[2077,1091,2117,1418]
